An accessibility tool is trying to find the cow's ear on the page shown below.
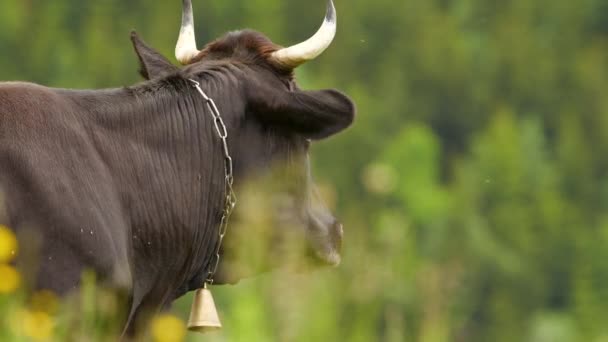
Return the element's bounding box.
[130,31,179,80]
[246,82,355,140]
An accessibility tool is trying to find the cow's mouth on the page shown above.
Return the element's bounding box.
[212,208,344,284]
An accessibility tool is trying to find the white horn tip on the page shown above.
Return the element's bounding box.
[175,0,200,65]
[325,0,336,24]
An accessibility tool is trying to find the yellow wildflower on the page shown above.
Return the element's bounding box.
[0,264,21,294]
[151,314,187,342]
[12,309,55,341]
[0,224,18,263]
[30,290,60,314]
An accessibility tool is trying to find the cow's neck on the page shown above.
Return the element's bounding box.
[64,79,232,297]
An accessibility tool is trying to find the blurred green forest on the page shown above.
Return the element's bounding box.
[1,0,608,341]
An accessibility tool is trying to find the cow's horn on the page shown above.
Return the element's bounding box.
[175,0,201,65]
[270,0,337,69]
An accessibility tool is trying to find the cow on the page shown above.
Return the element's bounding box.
[0,0,354,336]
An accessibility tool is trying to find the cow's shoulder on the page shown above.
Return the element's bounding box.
[0,82,133,293]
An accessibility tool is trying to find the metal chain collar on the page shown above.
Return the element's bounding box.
[189,78,237,285]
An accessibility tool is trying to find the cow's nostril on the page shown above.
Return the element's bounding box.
[337,222,344,238]
[333,221,343,251]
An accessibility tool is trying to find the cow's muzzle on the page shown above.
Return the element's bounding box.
[307,217,343,267]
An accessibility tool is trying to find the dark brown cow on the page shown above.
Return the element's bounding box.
[0,0,354,336]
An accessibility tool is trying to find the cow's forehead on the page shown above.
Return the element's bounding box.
[190,30,291,73]
[205,30,280,52]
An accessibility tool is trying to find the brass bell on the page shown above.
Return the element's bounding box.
[187,284,222,333]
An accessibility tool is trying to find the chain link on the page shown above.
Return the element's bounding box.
[189,79,237,285]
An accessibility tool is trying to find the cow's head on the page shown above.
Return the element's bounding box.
[131,0,354,283]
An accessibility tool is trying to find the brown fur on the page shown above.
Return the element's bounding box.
[191,30,294,75]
